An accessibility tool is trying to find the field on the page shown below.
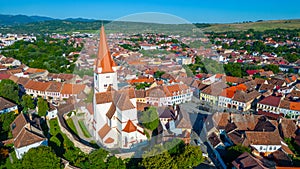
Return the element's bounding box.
[202,19,300,32]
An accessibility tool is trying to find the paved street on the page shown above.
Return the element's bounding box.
[181,96,227,169]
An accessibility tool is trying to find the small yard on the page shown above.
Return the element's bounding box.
[78,120,91,138]
[66,118,78,135]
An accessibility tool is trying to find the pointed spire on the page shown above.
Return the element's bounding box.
[95,25,116,73]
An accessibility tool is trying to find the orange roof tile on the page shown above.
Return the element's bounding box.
[61,83,85,95]
[98,123,111,139]
[128,77,155,84]
[122,120,137,133]
[104,137,114,144]
[24,80,51,91]
[95,26,116,73]
[290,102,300,111]
[25,68,47,74]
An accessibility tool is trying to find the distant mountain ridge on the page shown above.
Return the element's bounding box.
[0,14,97,25]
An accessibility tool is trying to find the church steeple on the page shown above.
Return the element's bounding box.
[95,25,116,73]
[94,25,118,93]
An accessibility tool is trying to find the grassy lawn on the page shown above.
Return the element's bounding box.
[78,120,91,138]
[66,118,78,135]
[48,119,85,167]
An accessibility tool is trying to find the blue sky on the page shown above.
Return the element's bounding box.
[0,0,299,23]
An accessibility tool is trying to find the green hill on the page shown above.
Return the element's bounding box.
[201,19,300,32]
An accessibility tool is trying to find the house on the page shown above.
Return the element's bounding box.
[158,105,192,144]
[45,82,62,100]
[23,68,48,79]
[278,86,294,95]
[289,90,300,101]
[260,71,274,78]
[145,83,193,106]
[140,44,159,50]
[175,56,192,65]
[278,118,297,139]
[60,83,87,99]
[46,104,58,120]
[218,84,247,109]
[0,97,18,114]
[225,76,248,86]
[244,130,282,153]
[0,57,21,67]
[24,80,51,98]
[11,113,47,159]
[257,96,282,115]
[232,152,273,169]
[200,81,227,105]
[267,78,286,89]
[135,90,146,103]
[231,90,261,111]
[259,84,275,93]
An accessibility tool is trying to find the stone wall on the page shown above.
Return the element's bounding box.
[57,113,94,154]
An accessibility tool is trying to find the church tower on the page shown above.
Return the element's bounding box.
[94,25,118,93]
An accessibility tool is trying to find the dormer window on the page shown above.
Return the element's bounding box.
[11,122,16,130]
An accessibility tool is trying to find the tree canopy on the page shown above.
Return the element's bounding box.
[13,146,62,169]
[0,111,17,141]
[37,98,49,117]
[140,107,159,131]
[0,79,20,104]
[21,95,35,112]
[140,141,204,169]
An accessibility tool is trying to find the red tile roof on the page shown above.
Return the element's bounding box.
[61,83,85,95]
[122,120,137,133]
[24,80,51,91]
[258,96,282,107]
[0,74,10,80]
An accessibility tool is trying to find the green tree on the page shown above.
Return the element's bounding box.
[154,71,165,79]
[0,79,20,103]
[263,64,280,74]
[106,156,126,169]
[80,149,108,169]
[140,151,173,169]
[15,146,62,169]
[224,63,242,77]
[140,107,159,131]
[21,95,35,111]
[175,145,204,168]
[140,143,204,169]
[37,98,49,117]
[0,111,17,141]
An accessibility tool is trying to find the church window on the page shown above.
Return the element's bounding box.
[106,76,110,78]
[104,84,108,87]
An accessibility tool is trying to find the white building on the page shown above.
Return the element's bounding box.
[0,97,18,114]
[175,56,192,65]
[145,83,193,106]
[140,44,159,50]
[86,26,147,149]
